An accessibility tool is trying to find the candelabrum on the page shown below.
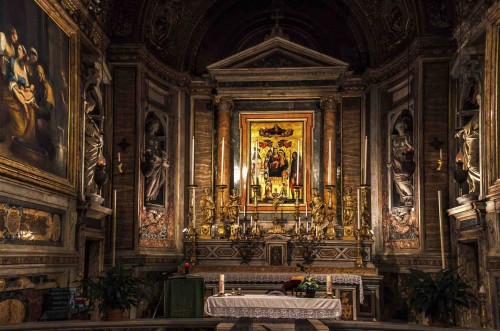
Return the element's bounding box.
[216,184,227,239]
[291,185,303,238]
[359,185,372,240]
[231,230,263,264]
[186,184,198,240]
[324,185,337,240]
[293,235,323,264]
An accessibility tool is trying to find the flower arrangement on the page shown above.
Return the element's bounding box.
[297,276,319,293]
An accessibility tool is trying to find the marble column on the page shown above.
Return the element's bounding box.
[215,96,234,216]
[321,95,338,225]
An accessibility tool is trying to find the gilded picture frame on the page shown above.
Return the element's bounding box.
[0,0,78,196]
[240,112,313,212]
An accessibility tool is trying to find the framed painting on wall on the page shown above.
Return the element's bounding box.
[240,112,313,212]
[0,0,78,195]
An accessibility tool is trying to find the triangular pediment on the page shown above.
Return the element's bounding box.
[207,36,348,83]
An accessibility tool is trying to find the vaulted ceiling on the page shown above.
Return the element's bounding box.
[107,0,455,75]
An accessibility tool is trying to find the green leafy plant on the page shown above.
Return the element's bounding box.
[77,261,146,314]
[403,268,477,325]
[297,276,319,292]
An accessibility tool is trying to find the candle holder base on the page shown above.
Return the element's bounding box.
[216,222,227,239]
[218,292,226,297]
[325,223,336,240]
[186,225,197,239]
[343,226,356,240]
[326,293,334,299]
[199,224,213,239]
[360,224,372,240]
[229,223,240,240]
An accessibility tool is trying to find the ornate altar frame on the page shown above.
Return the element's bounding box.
[240,112,313,212]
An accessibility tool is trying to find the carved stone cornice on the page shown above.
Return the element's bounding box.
[214,96,234,113]
[189,79,213,96]
[57,0,110,51]
[107,44,190,87]
[453,0,493,49]
[363,36,456,84]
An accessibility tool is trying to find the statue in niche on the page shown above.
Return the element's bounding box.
[310,188,325,224]
[141,115,169,203]
[391,111,415,207]
[342,186,356,226]
[200,187,215,225]
[226,188,240,224]
[83,62,105,197]
[455,95,480,194]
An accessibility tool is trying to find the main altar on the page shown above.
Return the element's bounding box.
[184,36,381,321]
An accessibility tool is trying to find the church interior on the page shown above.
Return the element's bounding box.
[1,0,500,330]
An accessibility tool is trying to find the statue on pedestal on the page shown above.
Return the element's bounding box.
[391,112,415,207]
[200,187,216,225]
[310,188,325,224]
[226,188,240,224]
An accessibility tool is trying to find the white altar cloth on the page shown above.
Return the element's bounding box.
[197,272,364,303]
[205,294,341,319]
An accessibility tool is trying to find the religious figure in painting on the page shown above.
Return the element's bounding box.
[455,96,480,194]
[310,188,325,224]
[267,147,288,178]
[342,186,356,226]
[259,124,293,137]
[226,188,240,224]
[141,116,169,203]
[391,112,415,207]
[200,187,216,225]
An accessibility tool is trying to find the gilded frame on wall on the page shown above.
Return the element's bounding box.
[240,112,313,212]
[0,0,78,196]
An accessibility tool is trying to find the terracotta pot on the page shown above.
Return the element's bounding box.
[103,308,124,321]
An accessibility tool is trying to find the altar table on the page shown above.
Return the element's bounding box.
[205,294,341,320]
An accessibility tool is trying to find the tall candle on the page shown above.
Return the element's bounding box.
[190,136,195,185]
[243,205,246,218]
[297,217,301,234]
[220,137,225,184]
[192,190,196,227]
[439,148,443,160]
[297,140,300,185]
[254,140,258,183]
[328,138,332,185]
[306,222,309,233]
[326,274,332,294]
[305,203,308,217]
[117,152,121,162]
[363,136,368,185]
[250,216,253,228]
[438,190,446,269]
[219,274,225,294]
[357,188,361,229]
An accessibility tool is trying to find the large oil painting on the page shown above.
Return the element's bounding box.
[250,121,304,203]
[241,113,313,211]
[0,0,73,188]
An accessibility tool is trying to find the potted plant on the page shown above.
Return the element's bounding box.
[77,261,146,320]
[403,268,477,326]
[297,276,319,298]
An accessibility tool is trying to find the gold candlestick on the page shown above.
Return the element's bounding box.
[216,184,227,239]
[359,184,372,240]
[186,184,198,240]
[251,184,260,236]
[355,229,363,268]
[292,185,302,238]
[324,185,337,240]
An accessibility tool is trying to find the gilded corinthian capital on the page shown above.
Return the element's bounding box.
[320,95,339,112]
[214,96,234,113]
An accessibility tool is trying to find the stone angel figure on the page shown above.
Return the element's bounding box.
[391,112,415,207]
